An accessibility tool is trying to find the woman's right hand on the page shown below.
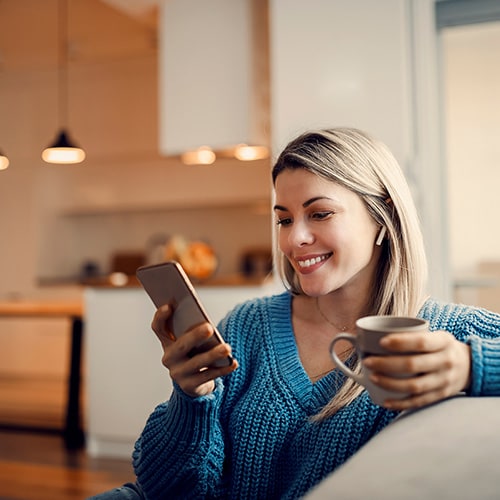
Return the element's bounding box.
[151,304,238,397]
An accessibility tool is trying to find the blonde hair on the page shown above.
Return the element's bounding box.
[272,128,428,418]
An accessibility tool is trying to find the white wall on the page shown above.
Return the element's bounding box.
[269,0,413,161]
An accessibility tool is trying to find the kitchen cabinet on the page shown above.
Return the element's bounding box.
[158,0,270,155]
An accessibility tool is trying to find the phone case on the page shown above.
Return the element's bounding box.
[136,261,232,367]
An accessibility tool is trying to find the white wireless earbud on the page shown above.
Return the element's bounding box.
[375,226,387,246]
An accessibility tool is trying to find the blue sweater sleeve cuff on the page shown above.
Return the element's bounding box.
[468,336,500,396]
[172,377,224,402]
[168,377,224,428]
[133,378,225,497]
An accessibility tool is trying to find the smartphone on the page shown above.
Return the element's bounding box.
[136,261,233,367]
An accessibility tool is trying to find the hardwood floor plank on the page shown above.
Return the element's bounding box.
[0,369,136,499]
[0,460,133,500]
[0,433,135,500]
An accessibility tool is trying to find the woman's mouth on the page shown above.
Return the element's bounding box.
[296,253,332,269]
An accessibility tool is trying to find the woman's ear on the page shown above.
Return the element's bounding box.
[375,226,387,246]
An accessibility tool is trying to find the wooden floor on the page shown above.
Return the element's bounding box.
[0,376,136,500]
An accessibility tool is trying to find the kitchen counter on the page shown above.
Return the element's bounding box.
[39,272,273,289]
[0,299,85,449]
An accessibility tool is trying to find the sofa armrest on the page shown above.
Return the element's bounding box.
[306,396,500,499]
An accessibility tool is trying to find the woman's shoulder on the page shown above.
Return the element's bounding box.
[223,290,291,323]
[217,290,292,354]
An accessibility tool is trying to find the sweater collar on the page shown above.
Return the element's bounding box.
[268,292,339,412]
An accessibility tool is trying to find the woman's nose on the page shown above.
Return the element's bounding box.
[288,222,314,247]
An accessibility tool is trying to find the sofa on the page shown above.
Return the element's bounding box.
[305,395,500,499]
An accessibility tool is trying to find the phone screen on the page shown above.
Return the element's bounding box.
[136,261,232,367]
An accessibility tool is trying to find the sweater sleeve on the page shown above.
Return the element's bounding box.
[457,305,500,396]
[421,300,500,397]
[132,377,226,499]
[468,336,500,396]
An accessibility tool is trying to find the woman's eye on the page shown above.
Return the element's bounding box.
[276,217,292,227]
[312,211,333,220]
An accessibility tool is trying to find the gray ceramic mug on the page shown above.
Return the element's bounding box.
[330,316,429,406]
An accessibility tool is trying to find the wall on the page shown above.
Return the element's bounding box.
[270,0,413,160]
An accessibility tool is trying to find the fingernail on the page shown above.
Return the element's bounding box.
[363,358,374,368]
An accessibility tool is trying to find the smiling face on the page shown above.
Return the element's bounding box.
[274,168,382,298]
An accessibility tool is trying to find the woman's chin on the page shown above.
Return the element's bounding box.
[299,282,330,297]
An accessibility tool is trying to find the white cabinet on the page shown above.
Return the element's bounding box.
[85,282,281,458]
[159,0,253,154]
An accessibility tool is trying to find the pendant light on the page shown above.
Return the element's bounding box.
[42,0,85,164]
[0,150,9,170]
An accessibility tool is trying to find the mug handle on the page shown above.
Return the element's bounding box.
[329,333,363,383]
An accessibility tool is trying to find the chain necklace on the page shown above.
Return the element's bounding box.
[312,297,356,381]
[315,297,354,332]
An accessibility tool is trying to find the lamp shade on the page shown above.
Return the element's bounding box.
[42,0,86,166]
[42,129,86,164]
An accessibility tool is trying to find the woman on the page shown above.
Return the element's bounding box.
[92,128,500,499]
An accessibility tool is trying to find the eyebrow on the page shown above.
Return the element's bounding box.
[273,196,335,212]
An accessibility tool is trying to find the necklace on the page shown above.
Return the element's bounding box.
[315,297,353,332]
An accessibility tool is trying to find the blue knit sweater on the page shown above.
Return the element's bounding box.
[132,292,500,499]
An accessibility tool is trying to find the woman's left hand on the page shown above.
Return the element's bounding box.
[363,330,471,410]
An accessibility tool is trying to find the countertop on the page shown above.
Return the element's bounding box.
[38,273,274,289]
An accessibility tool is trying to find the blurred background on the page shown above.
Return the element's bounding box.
[1,0,500,497]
